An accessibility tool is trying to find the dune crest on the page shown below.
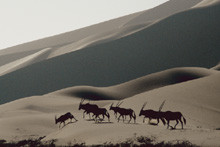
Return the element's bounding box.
[211,62,220,70]
[49,67,218,100]
[193,0,220,8]
[0,48,51,76]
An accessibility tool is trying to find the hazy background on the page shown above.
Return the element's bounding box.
[0,0,167,50]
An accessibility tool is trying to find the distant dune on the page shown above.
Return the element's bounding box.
[0,0,203,73]
[50,67,218,100]
[211,62,220,70]
[0,0,219,104]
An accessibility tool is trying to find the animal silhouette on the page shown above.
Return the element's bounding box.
[139,102,166,125]
[116,102,136,123]
[55,112,77,128]
[160,111,186,129]
[92,107,110,123]
[159,100,186,129]
[78,99,99,119]
[109,102,123,119]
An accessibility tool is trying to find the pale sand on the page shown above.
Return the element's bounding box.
[0,67,219,146]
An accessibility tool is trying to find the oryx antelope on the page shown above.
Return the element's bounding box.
[116,102,136,123]
[78,99,99,119]
[159,101,186,129]
[92,107,110,123]
[55,112,77,128]
[109,102,123,119]
[139,102,166,125]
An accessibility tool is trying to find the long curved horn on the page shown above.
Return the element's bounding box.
[118,101,123,107]
[80,98,85,104]
[55,115,57,124]
[159,100,166,111]
[142,102,147,110]
[110,103,113,107]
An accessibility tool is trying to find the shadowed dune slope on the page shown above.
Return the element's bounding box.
[0,48,52,76]
[193,0,220,8]
[124,0,202,26]
[0,2,219,104]
[50,67,218,100]
[0,0,202,67]
[0,1,203,78]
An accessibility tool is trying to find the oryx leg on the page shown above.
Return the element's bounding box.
[143,117,145,123]
[118,115,122,122]
[95,115,99,123]
[89,113,91,119]
[74,117,78,121]
[122,115,125,122]
[128,115,132,123]
[156,118,160,125]
[148,118,152,124]
[83,111,86,118]
[174,120,179,129]
[167,120,170,129]
[105,114,110,122]
[114,112,117,119]
[179,119,183,129]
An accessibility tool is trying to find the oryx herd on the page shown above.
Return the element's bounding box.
[55,99,186,130]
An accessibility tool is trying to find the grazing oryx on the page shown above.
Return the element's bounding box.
[78,99,99,119]
[116,102,136,123]
[139,102,166,125]
[92,107,110,123]
[159,101,186,129]
[55,112,77,128]
[109,102,123,119]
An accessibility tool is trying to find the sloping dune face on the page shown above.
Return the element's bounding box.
[0,71,219,146]
[0,1,219,104]
[193,0,220,8]
[0,0,202,75]
[123,0,202,26]
[50,67,218,100]
[211,62,220,70]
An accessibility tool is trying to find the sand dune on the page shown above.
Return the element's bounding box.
[0,70,219,146]
[0,1,219,104]
[123,0,202,27]
[49,67,218,100]
[1,0,199,76]
[47,24,148,59]
[211,62,220,70]
[0,48,51,76]
[0,1,219,146]
[0,0,202,66]
[193,0,220,7]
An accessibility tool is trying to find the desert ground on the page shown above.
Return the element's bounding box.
[0,0,220,146]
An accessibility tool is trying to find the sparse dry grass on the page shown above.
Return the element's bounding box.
[0,135,199,147]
